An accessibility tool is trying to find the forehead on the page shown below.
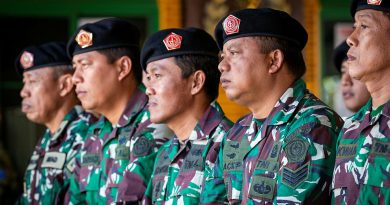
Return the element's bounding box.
[72,50,105,62]
[355,9,390,24]
[222,36,259,50]
[146,57,179,73]
[23,67,53,78]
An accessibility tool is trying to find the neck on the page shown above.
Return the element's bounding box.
[101,82,137,125]
[364,71,390,108]
[168,98,209,142]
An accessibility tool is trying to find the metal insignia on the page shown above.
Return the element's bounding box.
[163,32,182,51]
[282,162,309,188]
[223,15,241,35]
[20,51,34,69]
[367,0,382,5]
[75,29,93,48]
[284,135,309,163]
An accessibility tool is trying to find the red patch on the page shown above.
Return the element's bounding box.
[367,0,382,5]
[223,15,241,35]
[75,29,93,48]
[20,51,34,69]
[163,32,182,51]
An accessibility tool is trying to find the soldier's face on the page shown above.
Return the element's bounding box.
[347,9,390,81]
[72,51,119,113]
[340,62,370,112]
[145,57,193,124]
[20,68,62,124]
[218,37,270,107]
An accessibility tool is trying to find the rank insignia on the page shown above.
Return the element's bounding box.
[20,51,34,69]
[284,135,309,163]
[223,15,241,35]
[75,29,93,48]
[282,162,309,188]
[163,32,182,51]
[367,0,382,5]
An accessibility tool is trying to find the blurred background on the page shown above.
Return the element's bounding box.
[0,0,353,203]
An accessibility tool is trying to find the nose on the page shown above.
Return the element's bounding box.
[20,84,30,98]
[346,30,357,48]
[72,68,82,85]
[145,86,155,96]
[218,58,229,73]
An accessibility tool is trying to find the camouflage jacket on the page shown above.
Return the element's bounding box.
[203,79,343,204]
[141,102,232,205]
[71,86,172,205]
[18,106,94,205]
[332,99,390,205]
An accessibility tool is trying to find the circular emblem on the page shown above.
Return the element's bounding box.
[367,0,382,5]
[223,15,241,35]
[133,137,153,157]
[75,29,93,48]
[285,138,308,163]
[163,32,182,51]
[20,51,34,69]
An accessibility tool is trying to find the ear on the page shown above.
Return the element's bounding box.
[116,56,132,81]
[58,74,74,97]
[268,49,284,74]
[191,70,206,95]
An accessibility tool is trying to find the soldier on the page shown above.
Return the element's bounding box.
[331,1,390,204]
[68,18,172,204]
[333,41,370,113]
[16,42,95,204]
[135,28,233,204]
[203,8,344,204]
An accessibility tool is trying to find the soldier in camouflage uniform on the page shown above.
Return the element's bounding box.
[203,8,344,204]
[331,1,390,204]
[136,28,233,205]
[67,18,172,204]
[16,42,96,204]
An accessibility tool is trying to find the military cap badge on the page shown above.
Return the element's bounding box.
[163,32,182,51]
[75,29,93,48]
[368,0,382,5]
[223,15,241,35]
[20,51,34,69]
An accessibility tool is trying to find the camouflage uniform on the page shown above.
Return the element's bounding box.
[331,99,390,205]
[18,106,95,205]
[203,79,343,204]
[72,86,171,204]
[141,102,232,205]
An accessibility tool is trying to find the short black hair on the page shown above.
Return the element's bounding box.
[174,54,220,102]
[97,47,142,84]
[254,36,306,79]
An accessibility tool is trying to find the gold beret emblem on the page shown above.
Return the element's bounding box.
[75,29,93,48]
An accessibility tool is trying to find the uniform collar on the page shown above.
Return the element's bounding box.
[50,106,81,142]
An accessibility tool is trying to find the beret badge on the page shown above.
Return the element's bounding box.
[20,51,34,69]
[75,29,93,48]
[367,0,382,5]
[163,32,182,51]
[223,15,241,35]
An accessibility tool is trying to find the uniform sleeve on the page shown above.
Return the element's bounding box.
[116,123,172,203]
[200,133,228,204]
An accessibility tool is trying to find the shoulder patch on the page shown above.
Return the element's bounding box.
[284,135,309,163]
[133,136,155,157]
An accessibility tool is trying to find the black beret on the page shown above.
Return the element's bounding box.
[15,41,71,74]
[67,18,140,58]
[140,27,219,70]
[351,0,390,17]
[214,8,308,50]
[333,41,350,73]
[215,8,307,50]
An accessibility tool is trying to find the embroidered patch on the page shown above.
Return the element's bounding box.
[223,15,241,35]
[81,153,100,166]
[182,144,205,172]
[336,144,357,158]
[163,32,182,51]
[282,162,309,188]
[367,0,382,5]
[284,136,309,163]
[268,142,281,161]
[249,175,276,201]
[154,151,170,176]
[223,140,248,171]
[75,29,93,48]
[118,127,132,145]
[255,160,279,173]
[372,140,390,156]
[133,137,155,157]
[41,152,66,169]
[115,145,130,160]
[20,51,34,69]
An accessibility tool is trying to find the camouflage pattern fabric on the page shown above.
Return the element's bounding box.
[203,79,343,204]
[69,86,172,204]
[18,106,95,205]
[141,102,232,205]
[332,99,390,205]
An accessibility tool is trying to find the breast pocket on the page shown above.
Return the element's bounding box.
[332,158,359,205]
[79,165,101,192]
